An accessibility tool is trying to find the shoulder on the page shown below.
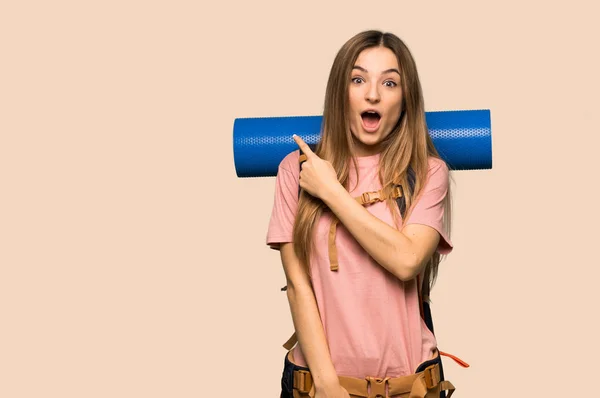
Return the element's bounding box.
[277,150,301,179]
[425,156,449,182]
[418,156,450,193]
[426,156,449,174]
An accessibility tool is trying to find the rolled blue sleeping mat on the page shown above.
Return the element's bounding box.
[233,109,492,177]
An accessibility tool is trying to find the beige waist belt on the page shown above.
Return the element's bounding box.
[292,362,455,398]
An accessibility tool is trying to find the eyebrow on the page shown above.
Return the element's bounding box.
[352,65,401,76]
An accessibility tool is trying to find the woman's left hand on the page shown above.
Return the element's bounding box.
[293,134,341,200]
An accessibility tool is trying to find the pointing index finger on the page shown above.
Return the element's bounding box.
[293,134,314,157]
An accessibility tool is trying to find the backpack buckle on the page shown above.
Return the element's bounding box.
[423,365,440,389]
[361,192,371,203]
[361,191,381,204]
[293,370,312,393]
[365,376,390,398]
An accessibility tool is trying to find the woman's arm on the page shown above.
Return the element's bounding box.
[321,185,440,281]
[292,135,441,281]
[280,242,347,396]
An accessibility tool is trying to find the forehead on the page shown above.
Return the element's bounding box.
[353,47,399,72]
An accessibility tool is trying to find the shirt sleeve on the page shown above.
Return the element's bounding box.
[403,158,453,255]
[266,151,300,250]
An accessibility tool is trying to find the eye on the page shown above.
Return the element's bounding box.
[384,80,398,87]
[351,77,364,84]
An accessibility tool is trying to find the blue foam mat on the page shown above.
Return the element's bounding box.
[233,109,492,177]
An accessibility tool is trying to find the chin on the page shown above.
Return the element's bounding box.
[352,132,385,153]
[358,136,382,147]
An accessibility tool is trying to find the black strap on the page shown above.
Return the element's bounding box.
[396,166,437,335]
[398,166,447,398]
[395,165,416,220]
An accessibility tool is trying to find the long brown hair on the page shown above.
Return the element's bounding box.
[292,30,453,298]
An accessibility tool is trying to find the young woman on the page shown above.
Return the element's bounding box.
[267,30,459,398]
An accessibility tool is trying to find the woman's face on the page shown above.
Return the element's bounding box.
[348,46,403,156]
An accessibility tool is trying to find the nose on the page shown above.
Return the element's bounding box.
[365,82,380,103]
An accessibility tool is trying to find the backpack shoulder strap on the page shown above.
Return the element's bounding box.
[394,166,436,335]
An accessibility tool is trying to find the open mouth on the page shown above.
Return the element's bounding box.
[361,111,381,130]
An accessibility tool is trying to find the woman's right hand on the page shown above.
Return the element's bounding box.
[314,383,351,398]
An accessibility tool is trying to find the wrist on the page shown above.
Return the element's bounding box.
[313,372,341,392]
[320,182,346,207]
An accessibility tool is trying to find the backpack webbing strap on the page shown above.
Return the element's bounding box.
[327,186,403,271]
[299,151,404,271]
